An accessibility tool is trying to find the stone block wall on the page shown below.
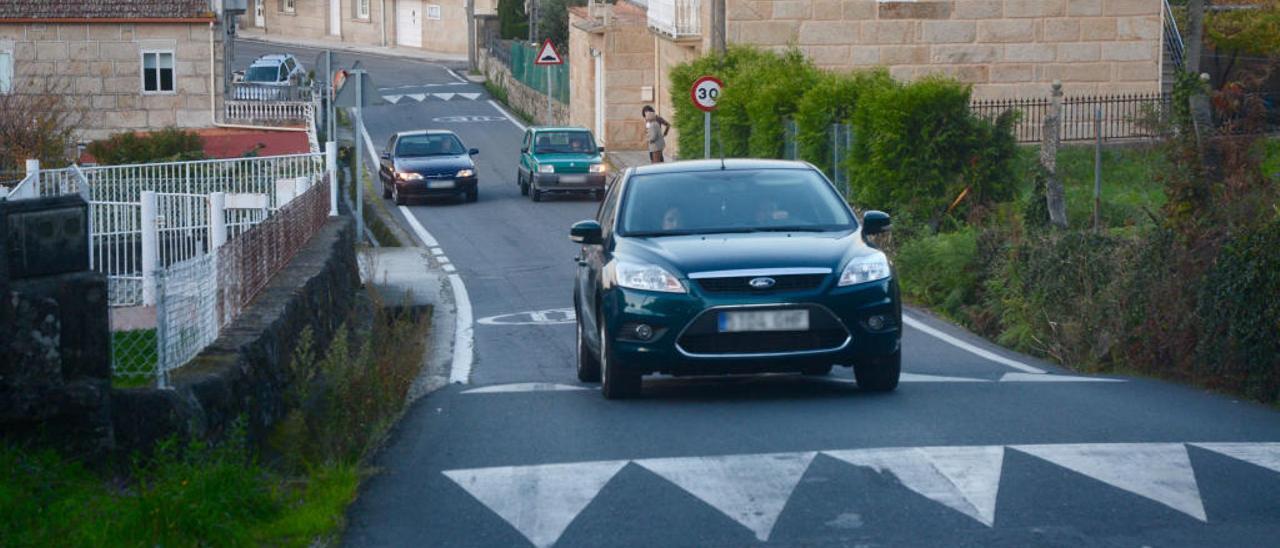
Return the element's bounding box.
[0,22,223,141]
[478,48,570,127]
[724,0,1163,98]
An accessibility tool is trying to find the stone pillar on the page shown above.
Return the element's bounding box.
[1042,81,1068,229]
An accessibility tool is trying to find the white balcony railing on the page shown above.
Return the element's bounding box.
[648,0,701,39]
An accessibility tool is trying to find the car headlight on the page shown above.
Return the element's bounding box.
[396,171,423,181]
[538,164,555,174]
[612,261,686,293]
[456,169,475,178]
[589,163,607,174]
[838,251,892,287]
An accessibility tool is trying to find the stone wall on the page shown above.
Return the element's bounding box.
[0,22,223,141]
[254,0,469,55]
[112,216,360,452]
[478,48,569,126]
[566,4,658,152]
[723,0,1163,98]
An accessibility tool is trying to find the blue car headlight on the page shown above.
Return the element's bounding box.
[396,171,423,181]
[838,251,891,286]
[456,168,475,178]
[612,260,686,293]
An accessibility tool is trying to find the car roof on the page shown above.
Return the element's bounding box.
[251,54,293,66]
[395,129,458,138]
[532,126,592,133]
[629,158,815,176]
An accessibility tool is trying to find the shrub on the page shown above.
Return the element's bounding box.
[894,228,979,320]
[87,127,205,165]
[794,69,894,176]
[848,77,1020,230]
[498,0,529,40]
[0,79,82,171]
[670,46,793,158]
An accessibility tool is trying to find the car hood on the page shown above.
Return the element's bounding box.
[394,155,474,173]
[534,152,602,164]
[618,230,874,276]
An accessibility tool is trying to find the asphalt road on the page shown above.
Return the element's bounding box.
[238,42,1280,547]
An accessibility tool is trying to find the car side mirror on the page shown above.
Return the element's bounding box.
[597,146,605,153]
[862,210,891,236]
[380,151,391,160]
[469,148,480,156]
[520,146,529,154]
[570,219,603,245]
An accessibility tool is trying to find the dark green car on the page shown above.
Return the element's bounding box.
[516,127,608,202]
[570,159,901,399]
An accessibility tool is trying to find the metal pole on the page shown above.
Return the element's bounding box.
[326,141,339,216]
[141,191,159,306]
[704,111,711,159]
[209,191,227,250]
[354,70,365,242]
[325,50,333,141]
[546,64,553,123]
[1093,107,1102,232]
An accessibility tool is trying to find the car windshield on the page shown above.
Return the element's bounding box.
[245,65,281,83]
[396,134,466,157]
[533,131,596,154]
[620,168,856,236]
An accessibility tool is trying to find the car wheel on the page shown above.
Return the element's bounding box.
[576,315,601,383]
[531,186,543,202]
[466,189,478,203]
[854,350,900,392]
[802,365,833,376]
[600,320,640,399]
[594,189,605,201]
[519,174,529,196]
[381,181,392,199]
[393,184,406,206]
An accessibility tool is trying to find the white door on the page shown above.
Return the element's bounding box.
[397,0,423,48]
[254,0,264,27]
[329,0,341,36]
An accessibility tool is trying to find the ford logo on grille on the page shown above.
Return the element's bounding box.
[748,277,776,289]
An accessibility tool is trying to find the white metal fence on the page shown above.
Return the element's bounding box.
[225,100,316,126]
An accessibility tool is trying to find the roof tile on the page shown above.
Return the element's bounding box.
[0,0,212,20]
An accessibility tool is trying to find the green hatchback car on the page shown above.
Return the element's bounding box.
[516,127,608,202]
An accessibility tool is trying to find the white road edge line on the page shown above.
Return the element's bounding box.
[397,206,439,247]
[445,68,468,84]
[902,315,1046,374]
[488,99,529,132]
[447,273,475,384]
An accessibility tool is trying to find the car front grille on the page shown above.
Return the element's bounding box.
[696,274,827,294]
[675,305,849,356]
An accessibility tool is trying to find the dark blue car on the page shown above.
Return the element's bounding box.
[379,130,480,204]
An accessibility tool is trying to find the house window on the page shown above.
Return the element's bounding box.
[281,0,296,13]
[426,4,441,20]
[141,51,175,94]
[357,0,370,19]
[0,51,12,94]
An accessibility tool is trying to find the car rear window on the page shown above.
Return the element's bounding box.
[620,168,856,236]
[396,134,466,157]
[245,65,280,83]
[533,131,596,154]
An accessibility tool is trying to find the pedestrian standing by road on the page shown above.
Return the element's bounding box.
[643,105,670,163]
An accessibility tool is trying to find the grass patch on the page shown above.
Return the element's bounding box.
[111,329,156,388]
[1262,137,1280,182]
[894,228,979,321]
[483,80,535,126]
[1017,144,1167,229]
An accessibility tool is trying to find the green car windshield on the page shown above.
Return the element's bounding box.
[397,134,466,157]
[533,131,596,154]
[620,169,856,237]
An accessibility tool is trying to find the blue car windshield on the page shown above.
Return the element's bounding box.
[534,131,596,154]
[620,169,857,236]
[245,65,281,83]
[396,134,466,157]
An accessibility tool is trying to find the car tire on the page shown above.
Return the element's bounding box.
[600,321,640,399]
[802,365,833,376]
[576,315,601,383]
[381,182,392,199]
[519,174,529,196]
[466,189,478,203]
[531,186,543,202]
[392,184,406,206]
[854,350,900,392]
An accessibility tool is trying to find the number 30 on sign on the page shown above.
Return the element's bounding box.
[691,76,723,112]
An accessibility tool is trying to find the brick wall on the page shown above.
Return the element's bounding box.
[0,22,222,141]
[725,0,1163,98]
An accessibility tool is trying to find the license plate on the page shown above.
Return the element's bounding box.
[559,175,586,184]
[718,310,810,333]
[426,180,455,189]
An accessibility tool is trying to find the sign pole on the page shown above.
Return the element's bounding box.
[354,69,364,243]
[547,65,552,123]
[704,111,711,159]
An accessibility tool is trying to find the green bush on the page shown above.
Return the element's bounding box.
[848,77,1020,229]
[794,69,894,176]
[87,127,205,165]
[498,0,528,40]
[894,228,979,320]
[670,46,789,159]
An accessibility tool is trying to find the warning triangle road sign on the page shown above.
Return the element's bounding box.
[534,39,563,65]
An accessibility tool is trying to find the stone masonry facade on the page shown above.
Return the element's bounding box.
[0,22,223,141]
[725,0,1164,98]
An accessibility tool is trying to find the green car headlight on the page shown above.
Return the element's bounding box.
[538,164,555,174]
[838,251,891,286]
[612,261,686,293]
[589,163,607,174]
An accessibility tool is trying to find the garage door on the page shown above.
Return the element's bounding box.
[397,0,423,48]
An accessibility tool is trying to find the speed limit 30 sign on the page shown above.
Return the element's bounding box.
[691,76,723,112]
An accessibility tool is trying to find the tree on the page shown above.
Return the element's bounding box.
[537,0,586,50]
[1205,0,1280,85]
[498,0,529,40]
[0,78,82,173]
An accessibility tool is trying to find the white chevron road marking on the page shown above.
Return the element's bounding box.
[382,94,402,104]
[443,460,627,548]
[825,446,1005,526]
[406,93,426,102]
[1011,443,1208,521]
[460,92,482,100]
[636,452,816,541]
[1191,442,1280,474]
[433,92,456,101]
